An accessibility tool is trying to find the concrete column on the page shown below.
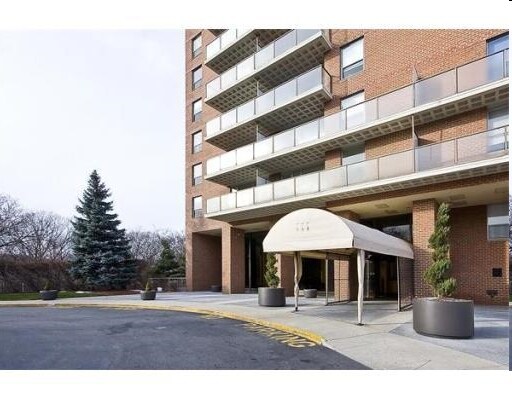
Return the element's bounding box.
[412,199,438,298]
[276,254,294,296]
[221,226,245,294]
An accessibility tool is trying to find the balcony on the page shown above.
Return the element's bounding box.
[205,127,509,222]
[205,49,509,188]
[205,29,289,74]
[205,29,331,111]
[205,66,332,150]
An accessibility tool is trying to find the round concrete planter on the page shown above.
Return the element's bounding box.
[413,297,474,338]
[304,289,318,298]
[258,287,285,307]
[140,290,157,301]
[210,285,222,292]
[39,290,58,300]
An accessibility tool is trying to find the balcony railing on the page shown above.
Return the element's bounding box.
[205,49,509,177]
[206,127,509,214]
[206,29,328,99]
[205,65,331,139]
[206,29,252,60]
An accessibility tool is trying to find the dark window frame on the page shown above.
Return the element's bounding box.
[192,196,203,218]
[192,66,203,90]
[192,131,203,154]
[192,99,202,122]
[341,37,364,79]
[192,34,202,58]
[192,163,203,186]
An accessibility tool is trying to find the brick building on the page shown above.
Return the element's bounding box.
[185,29,509,305]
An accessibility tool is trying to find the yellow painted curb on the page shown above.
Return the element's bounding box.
[37,302,324,345]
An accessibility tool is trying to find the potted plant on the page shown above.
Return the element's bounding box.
[258,253,286,307]
[413,203,474,338]
[39,280,59,301]
[140,280,157,301]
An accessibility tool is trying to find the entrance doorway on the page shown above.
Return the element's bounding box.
[245,232,267,291]
[364,253,398,300]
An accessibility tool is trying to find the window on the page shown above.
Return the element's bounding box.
[192,163,202,185]
[192,34,202,58]
[487,203,508,240]
[487,106,509,152]
[192,66,202,90]
[192,131,202,153]
[192,196,203,218]
[192,99,202,122]
[487,33,508,55]
[342,143,365,165]
[341,37,364,78]
[341,91,365,128]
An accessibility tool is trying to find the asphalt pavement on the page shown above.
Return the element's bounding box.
[0,307,368,370]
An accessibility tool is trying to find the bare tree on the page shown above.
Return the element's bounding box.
[127,230,162,266]
[0,194,28,253]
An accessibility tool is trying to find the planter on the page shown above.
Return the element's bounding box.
[413,297,474,338]
[304,289,318,298]
[39,290,59,301]
[258,287,286,307]
[140,290,157,301]
[210,285,222,292]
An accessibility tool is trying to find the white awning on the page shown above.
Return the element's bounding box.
[263,208,414,259]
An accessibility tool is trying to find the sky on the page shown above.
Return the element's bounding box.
[0,30,185,232]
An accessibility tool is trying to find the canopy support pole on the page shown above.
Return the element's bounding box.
[357,249,365,325]
[324,258,329,306]
[396,257,401,312]
[293,251,302,311]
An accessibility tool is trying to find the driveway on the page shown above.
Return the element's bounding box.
[0,307,368,370]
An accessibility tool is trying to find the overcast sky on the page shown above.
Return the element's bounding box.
[0,30,185,232]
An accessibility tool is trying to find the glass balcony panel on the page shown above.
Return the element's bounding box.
[274,30,296,58]
[320,111,345,137]
[273,129,295,152]
[221,67,237,89]
[295,173,320,195]
[206,117,221,136]
[206,197,220,213]
[256,90,275,113]
[221,193,236,210]
[254,137,273,158]
[457,51,505,92]
[237,101,255,122]
[295,120,320,145]
[236,144,254,165]
[378,150,414,179]
[254,183,273,204]
[378,85,414,118]
[297,29,317,42]
[457,129,507,162]
[297,67,321,94]
[415,141,455,171]
[221,29,237,48]
[237,57,255,81]
[346,103,366,129]
[236,188,254,208]
[220,151,236,170]
[320,167,347,191]
[221,109,237,130]
[273,178,295,199]
[206,40,221,59]
[415,69,456,106]
[347,159,379,185]
[206,156,221,175]
[275,80,296,106]
[206,78,221,98]
[255,44,274,68]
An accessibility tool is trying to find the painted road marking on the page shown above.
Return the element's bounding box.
[240,323,317,348]
[200,314,225,320]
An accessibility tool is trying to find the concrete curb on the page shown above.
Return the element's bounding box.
[0,301,324,345]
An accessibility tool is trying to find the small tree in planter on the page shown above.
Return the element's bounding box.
[39,279,59,301]
[140,280,156,301]
[258,253,285,307]
[413,203,474,338]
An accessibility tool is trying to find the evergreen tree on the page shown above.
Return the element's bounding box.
[70,170,135,289]
[264,253,280,288]
[424,202,456,298]
[154,239,183,277]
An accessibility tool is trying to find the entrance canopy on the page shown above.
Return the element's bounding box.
[263,208,414,259]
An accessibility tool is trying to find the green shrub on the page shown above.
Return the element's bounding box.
[264,253,280,288]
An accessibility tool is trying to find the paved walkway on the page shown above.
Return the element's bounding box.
[1,292,508,370]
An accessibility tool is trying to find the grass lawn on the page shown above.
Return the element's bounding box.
[0,290,137,301]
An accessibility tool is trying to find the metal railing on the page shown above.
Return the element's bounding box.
[205,49,509,176]
[148,277,186,292]
[206,126,509,214]
[205,65,332,140]
[206,29,328,98]
[206,29,252,60]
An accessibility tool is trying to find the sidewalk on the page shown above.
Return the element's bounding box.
[1,292,508,370]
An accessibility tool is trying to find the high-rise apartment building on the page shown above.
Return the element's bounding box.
[185,29,509,305]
